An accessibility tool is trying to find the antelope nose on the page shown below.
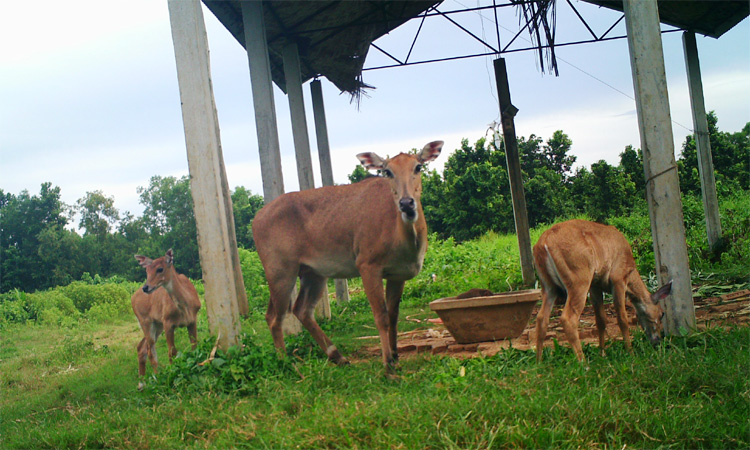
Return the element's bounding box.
[142,285,149,293]
[399,197,415,212]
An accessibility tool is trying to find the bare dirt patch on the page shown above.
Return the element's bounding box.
[362,289,750,359]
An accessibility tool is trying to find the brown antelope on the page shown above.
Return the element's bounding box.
[253,141,443,370]
[131,249,201,384]
[533,219,672,361]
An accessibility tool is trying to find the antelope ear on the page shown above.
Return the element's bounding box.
[651,280,673,304]
[135,255,153,267]
[357,152,386,171]
[417,141,443,163]
[165,249,174,266]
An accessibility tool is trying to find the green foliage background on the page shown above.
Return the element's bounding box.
[1,112,747,295]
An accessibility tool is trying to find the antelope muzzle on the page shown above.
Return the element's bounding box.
[142,284,156,294]
[399,197,417,221]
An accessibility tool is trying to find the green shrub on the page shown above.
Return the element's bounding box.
[86,302,129,323]
[0,290,31,325]
[148,333,294,395]
[238,247,270,313]
[60,282,129,313]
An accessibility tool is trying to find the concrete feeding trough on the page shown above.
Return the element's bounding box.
[429,289,541,344]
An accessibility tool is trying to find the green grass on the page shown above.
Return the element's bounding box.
[2,199,749,449]
[2,310,748,449]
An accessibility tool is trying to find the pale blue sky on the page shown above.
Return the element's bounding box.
[1,1,748,225]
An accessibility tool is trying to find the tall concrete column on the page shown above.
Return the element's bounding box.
[241,2,303,334]
[282,42,316,192]
[311,79,350,304]
[241,1,284,202]
[683,31,723,252]
[282,43,331,319]
[168,0,244,349]
[623,0,694,335]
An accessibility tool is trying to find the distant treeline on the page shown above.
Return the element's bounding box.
[1,112,747,293]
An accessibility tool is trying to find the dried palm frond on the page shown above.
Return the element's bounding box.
[512,0,559,75]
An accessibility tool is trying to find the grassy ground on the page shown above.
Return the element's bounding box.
[3,196,749,449]
[2,308,748,449]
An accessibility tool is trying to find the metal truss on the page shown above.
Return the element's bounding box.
[364,0,680,72]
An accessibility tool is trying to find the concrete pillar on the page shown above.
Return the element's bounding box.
[282,43,331,319]
[310,79,335,187]
[241,1,284,202]
[241,1,303,334]
[311,79,350,304]
[282,42,316,192]
[683,31,723,252]
[623,0,695,335]
[167,0,244,349]
[493,58,535,287]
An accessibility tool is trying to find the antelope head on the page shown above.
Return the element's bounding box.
[631,280,671,346]
[357,141,443,224]
[135,249,175,294]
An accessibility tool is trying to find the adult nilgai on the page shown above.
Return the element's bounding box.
[533,219,672,361]
[253,141,443,369]
[131,249,201,386]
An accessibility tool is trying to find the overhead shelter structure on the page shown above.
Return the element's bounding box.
[167,0,748,349]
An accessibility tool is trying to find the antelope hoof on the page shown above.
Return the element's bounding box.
[326,345,348,365]
[137,381,145,391]
[385,359,401,374]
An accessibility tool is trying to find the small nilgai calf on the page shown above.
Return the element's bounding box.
[131,249,201,387]
[533,220,672,361]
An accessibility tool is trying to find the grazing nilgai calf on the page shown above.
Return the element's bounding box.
[533,220,672,361]
[131,249,201,384]
[253,141,443,370]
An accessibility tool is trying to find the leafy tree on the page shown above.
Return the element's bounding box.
[0,183,71,292]
[348,165,370,184]
[543,130,576,179]
[422,138,514,241]
[115,212,151,281]
[517,131,575,180]
[136,175,200,279]
[37,225,86,287]
[76,190,120,238]
[231,186,265,250]
[524,167,574,227]
[679,112,750,194]
[570,160,636,222]
[619,145,645,194]
[420,168,449,237]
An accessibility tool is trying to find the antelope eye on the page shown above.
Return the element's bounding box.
[156,268,164,273]
[382,169,394,178]
[414,164,422,174]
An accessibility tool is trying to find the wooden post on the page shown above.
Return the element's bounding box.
[683,31,723,252]
[493,58,535,287]
[282,43,331,319]
[241,1,284,202]
[311,79,350,304]
[241,2,303,334]
[623,0,695,335]
[167,0,243,349]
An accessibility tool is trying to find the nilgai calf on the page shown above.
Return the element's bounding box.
[131,249,201,385]
[533,219,672,361]
[253,141,443,370]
